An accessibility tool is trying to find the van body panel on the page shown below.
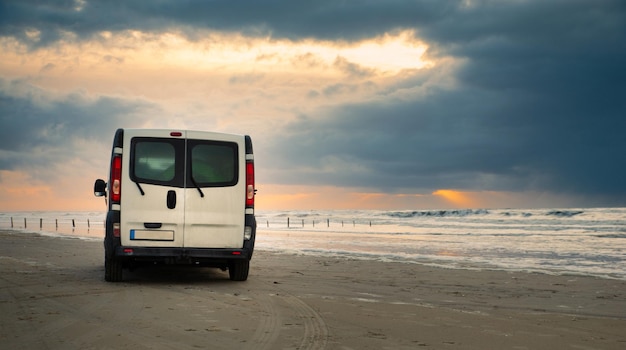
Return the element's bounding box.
[120,130,186,247]
[184,131,246,248]
[184,185,245,248]
[120,188,185,247]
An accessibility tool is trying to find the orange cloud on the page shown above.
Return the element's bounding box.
[256,184,436,210]
[432,189,479,208]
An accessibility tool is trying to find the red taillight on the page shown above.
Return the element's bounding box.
[170,131,182,137]
[111,155,122,203]
[246,161,255,207]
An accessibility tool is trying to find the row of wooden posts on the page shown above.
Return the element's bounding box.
[8,217,371,230]
[272,217,372,228]
[9,217,91,230]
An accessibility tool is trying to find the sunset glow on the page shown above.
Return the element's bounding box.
[1,30,429,79]
[432,189,479,208]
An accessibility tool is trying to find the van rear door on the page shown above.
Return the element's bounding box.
[183,131,246,248]
[121,130,186,247]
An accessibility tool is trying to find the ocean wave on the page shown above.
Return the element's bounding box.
[385,209,490,218]
[595,234,626,239]
[545,210,584,217]
[499,211,534,217]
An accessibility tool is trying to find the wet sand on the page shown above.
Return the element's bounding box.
[1,230,625,349]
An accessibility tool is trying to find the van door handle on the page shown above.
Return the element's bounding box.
[144,222,162,229]
[167,190,176,209]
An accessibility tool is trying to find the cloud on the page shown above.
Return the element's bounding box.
[1,0,625,209]
[261,0,626,202]
[0,0,447,48]
[267,69,626,200]
[0,79,155,178]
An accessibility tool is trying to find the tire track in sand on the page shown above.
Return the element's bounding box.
[242,286,328,350]
[282,293,329,350]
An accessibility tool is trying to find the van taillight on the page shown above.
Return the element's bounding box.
[246,161,254,207]
[111,155,122,203]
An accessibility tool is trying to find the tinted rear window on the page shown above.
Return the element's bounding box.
[189,141,238,187]
[131,138,184,187]
[135,142,176,181]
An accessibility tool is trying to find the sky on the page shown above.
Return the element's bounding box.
[1,0,625,211]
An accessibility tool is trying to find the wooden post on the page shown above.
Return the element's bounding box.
[10,217,13,228]
[287,217,290,228]
[88,219,90,228]
[327,219,329,227]
[72,219,75,228]
[313,220,315,227]
[24,218,27,228]
[56,219,58,230]
[40,218,43,229]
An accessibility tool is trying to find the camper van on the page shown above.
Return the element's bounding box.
[94,129,256,282]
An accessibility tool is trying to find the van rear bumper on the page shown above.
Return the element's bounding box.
[113,246,253,264]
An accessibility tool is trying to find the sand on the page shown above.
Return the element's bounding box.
[1,230,624,350]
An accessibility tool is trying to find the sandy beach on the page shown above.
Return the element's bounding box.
[1,230,624,349]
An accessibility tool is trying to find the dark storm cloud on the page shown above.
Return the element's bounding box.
[262,1,626,203]
[1,0,445,47]
[271,83,625,196]
[0,79,154,172]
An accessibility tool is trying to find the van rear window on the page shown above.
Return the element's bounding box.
[189,141,238,187]
[135,142,176,181]
[131,138,185,187]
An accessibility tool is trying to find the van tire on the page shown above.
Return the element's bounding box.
[228,260,249,281]
[105,256,123,282]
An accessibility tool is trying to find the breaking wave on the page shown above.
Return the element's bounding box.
[546,210,584,217]
[386,209,490,218]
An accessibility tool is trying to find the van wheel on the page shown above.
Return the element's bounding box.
[228,260,249,281]
[105,256,123,282]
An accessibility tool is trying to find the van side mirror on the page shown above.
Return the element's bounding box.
[94,179,107,197]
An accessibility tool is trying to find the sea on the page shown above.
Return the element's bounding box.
[1,207,625,280]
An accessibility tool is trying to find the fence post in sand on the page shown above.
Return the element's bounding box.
[56,219,58,230]
[10,217,13,228]
[40,218,42,229]
[72,219,75,229]
[24,218,27,228]
[287,217,290,228]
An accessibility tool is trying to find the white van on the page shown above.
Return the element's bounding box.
[94,129,256,282]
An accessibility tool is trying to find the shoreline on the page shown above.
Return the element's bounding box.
[5,226,626,282]
[1,229,625,349]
